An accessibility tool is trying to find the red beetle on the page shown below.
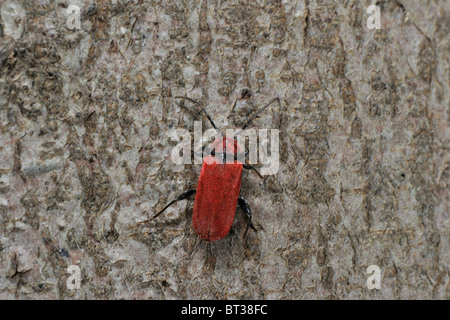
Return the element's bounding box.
[147,96,280,242]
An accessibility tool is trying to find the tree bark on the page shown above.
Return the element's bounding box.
[0,0,448,299]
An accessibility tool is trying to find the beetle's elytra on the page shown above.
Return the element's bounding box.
[147,96,280,242]
[193,137,243,241]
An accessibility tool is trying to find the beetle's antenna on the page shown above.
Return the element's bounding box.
[241,97,280,130]
[175,96,223,136]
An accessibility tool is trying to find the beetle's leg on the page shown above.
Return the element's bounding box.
[139,189,196,224]
[235,150,263,179]
[243,163,264,180]
[238,198,257,238]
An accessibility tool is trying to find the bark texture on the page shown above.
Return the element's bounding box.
[0,0,448,299]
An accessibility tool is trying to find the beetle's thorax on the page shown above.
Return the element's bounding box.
[211,137,242,153]
[208,137,244,164]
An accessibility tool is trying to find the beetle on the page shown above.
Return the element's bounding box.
[146,96,280,242]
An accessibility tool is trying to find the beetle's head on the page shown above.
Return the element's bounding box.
[208,137,243,163]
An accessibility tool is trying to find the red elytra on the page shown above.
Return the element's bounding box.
[145,96,280,242]
[193,137,243,241]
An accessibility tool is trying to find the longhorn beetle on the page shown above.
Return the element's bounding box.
[146,96,280,242]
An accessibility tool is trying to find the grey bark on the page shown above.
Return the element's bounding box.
[0,0,448,299]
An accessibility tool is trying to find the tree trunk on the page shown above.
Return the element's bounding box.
[0,0,448,299]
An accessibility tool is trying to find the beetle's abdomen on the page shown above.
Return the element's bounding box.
[193,156,243,241]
